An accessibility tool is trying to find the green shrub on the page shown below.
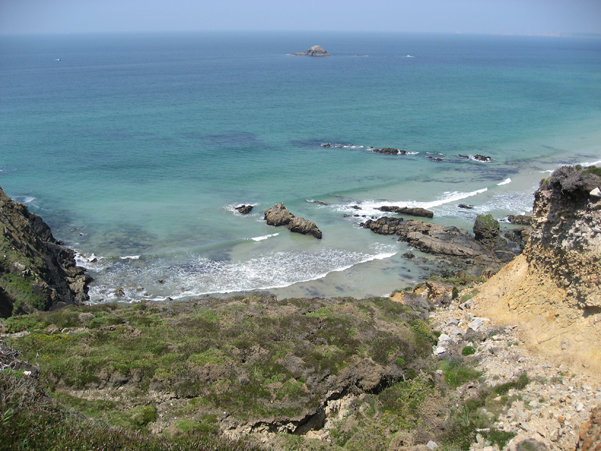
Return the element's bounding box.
[440,357,481,389]
[493,373,529,395]
[461,346,476,356]
[584,166,601,177]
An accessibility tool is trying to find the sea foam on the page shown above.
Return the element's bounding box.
[86,247,398,303]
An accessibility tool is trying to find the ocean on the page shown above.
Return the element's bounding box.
[1,31,600,302]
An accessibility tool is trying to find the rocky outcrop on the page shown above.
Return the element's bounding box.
[471,165,601,374]
[574,406,601,451]
[264,203,294,227]
[361,214,514,274]
[0,187,91,317]
[526,166,601,308]
[361,217,405,235]
[235,205,253,215]
[369,147,407,155]
[473,213,515,262]
[378,205,434,218]
[507,215,532,225]
[504,226,532,251]
[292,45,331,57]
[264,203,322,239]
[457,154,492,162]
[288,217,322,239]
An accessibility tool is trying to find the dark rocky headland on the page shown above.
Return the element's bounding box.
[2,166,601,451]
[0,187,91,318]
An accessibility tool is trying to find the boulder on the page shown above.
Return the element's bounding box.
[235,204,253,215]
[292,45,331,57]
[264,203,322,239]
[507,214,532,225]
[264,203,294,227]
[288,217,322,239]
[361,217,405,235]
[378,205,434,218]
[425,280,454,306]
[473,213,514,262]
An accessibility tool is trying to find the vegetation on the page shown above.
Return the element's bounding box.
[584,165,601,177]
[0,367,261,451]
[0,294,532,450]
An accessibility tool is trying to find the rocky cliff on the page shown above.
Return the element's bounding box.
[0,187,91,317]
[472,165,601,372]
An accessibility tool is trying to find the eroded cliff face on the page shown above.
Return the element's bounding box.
[527,166,601,309]
[0,187,92,317]
[472,166,601,373]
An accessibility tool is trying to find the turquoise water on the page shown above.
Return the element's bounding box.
[1,32,600,301]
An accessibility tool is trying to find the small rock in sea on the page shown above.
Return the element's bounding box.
[321,143,331,147]
[306,199,328,206]
[370,147,407,155]
[157,279,165,284]
[458,204,475,209]
[115,288,125,297]
[507,214,532,225]
[457,154,470,159]
[473,154,492,162]
[427,156,444,162]
[292,45,331,57]
[402,251,415,259]
[351,205,362,210]
[235,204,253,215]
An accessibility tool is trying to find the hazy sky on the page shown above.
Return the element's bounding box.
[1,0,600,35]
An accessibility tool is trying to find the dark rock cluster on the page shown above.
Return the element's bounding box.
[361,212,515,275]
[378,205,434,218]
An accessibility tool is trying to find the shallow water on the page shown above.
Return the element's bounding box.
[1,31,600,301]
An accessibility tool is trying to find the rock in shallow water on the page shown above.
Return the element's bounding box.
[264,203,322,239]
[235,204,253,215]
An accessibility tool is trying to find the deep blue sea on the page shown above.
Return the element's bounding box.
[1,31,600,301]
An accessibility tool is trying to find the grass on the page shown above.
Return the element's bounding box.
[0,368,262,451]
[1,295,537,451]
[440,357,481,389]
[584,166,601,177]
[3,295,435,430]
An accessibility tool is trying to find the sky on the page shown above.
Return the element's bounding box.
[1,0,600,35]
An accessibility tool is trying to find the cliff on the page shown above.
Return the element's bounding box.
[0,187,91,317]
[471,166,601,373]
